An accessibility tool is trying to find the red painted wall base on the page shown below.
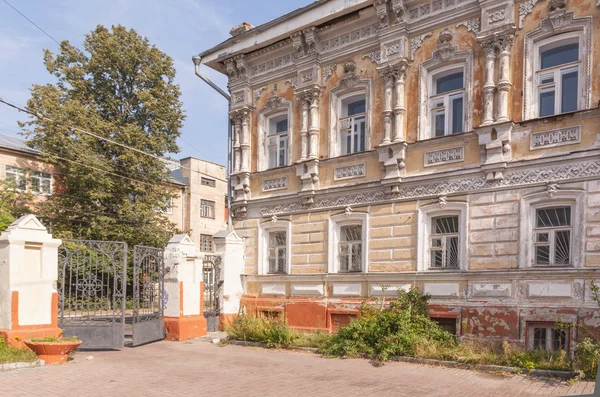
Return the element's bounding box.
[164,315,207,341]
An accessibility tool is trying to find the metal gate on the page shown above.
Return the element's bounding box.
[203,255,221,332]
[132,246,165,346]
[58,240,127,349]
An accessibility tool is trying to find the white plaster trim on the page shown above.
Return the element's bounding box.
[530,125,581,150]
[470,283,512,298]
[262,176,288,192]
[332,283,362,296]
[424,146,464,167]
[261,283,286,296]
[369,283,411,296]
[327,212,370,273]
[417,201,468,272]
[257,99,293,172]
[418,49,473,141]
[523,13,592,121]
[527,282,572,297]
[423,282,460,297]
[329,79,372,158]
[290,284,324,296]
[257,219,292,275]
[334,162,366,181]
[519,190,585,269]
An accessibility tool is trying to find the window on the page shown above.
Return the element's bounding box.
[417,202,467,272]
[267,114,288,169]
[528,323,567,351]
[201,177,216,187]
[5,166,27,190]
[200,199,215,219]
[430,70,464,137]
[537,40,580,117]
[533,206,572,266]
[200,234,214,252]
[340,95,366,155]
[429,215,460,269]
[30,172,52,194]
[268,231,287,274]
[328,212,369,273]
[339,225,363,272]
[258,219,291,275]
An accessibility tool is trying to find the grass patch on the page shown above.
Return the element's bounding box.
[0,337,37,364]
[28,336,80,343]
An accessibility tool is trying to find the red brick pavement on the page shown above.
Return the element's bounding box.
[0,339,595,397]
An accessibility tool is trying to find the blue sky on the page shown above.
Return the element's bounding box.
[0,0,311,166]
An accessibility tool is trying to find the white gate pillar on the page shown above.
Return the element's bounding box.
[213,230,244,326]
[0,215,62,348]
[163,234,207,341]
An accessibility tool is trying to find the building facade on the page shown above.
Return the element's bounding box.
[199,0,600,347]
[0,134,227,252]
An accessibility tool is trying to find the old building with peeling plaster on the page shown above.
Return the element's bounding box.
[197,0,600,349]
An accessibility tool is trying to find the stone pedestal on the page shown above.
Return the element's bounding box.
[213,230,244,327]
[0,215,62,348]
[163,235,207,341]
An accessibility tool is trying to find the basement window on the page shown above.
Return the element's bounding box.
[527,322,568,351]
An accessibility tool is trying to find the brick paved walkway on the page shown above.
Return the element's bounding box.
[0,338,595,396]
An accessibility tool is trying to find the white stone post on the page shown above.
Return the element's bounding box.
[393,70,406,142]
[0,215,62,348]
[482,41,496,126]
[240,111,250,172]
[382,71,394,145]
[496,36,513,123]
[163,234,207,341]
[232,116,241,173]
[213,230,245,326]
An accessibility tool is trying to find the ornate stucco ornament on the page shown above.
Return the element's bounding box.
[410,33,431,58]
[456,18,480,33]
[546,182,559,197]
[438,195,448,208]
[344,205,353,216]
[270,214,278,223]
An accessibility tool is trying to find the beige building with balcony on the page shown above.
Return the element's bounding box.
[198,0,600,347]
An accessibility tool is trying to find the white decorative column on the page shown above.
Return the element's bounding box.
[0,215,62,348]
[308,93,319,160]
[393,67,407,142]
[299,99,309,161]
[240,110,250,172]
[482,40,496,126]
[232,115,242,173]
[381,70,394,145]
[496,35,513,123]
[163,234,207,341]
[213,230,245,326]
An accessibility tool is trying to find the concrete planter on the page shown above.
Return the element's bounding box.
[24,340,81,365]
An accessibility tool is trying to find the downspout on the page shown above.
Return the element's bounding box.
[192,55,233,230]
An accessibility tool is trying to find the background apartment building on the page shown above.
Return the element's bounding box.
[198,0,600,348]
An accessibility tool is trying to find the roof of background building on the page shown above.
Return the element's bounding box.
[0,133,39,155]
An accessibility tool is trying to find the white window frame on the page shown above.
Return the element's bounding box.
[258,219,292,275]
[327,212,369,273]
[418,46,472,141]
[266,113,289,169]
[5,165,28,191]
[339,93,367,155]
[429,67,465,138]
[30,171,52,195]
[523,12,592,120]
[257,98,293,172]
[534,34,581,118]
[417,202,468,272]
[519,190,584,269]
[532,205,573,267]
[329,79,372,158]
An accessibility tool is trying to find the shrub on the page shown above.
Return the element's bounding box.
[574,337,600,378]
[225,314,298,347]
[321,287,454,361]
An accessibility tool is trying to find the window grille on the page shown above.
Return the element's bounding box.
[534,206,572,266]
[200,234,214,252]
[429,215,460,269]
[339,224,362,272]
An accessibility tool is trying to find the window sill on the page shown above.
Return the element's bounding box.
[412,130,475,149]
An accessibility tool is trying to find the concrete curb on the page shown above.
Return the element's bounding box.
[0,360,43,372]
[226,339,575,379]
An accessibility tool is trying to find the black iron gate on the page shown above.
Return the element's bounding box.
[132,246,165,346]
[203,255,222,332]
[58,240,127,349]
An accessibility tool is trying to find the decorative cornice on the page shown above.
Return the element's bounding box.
[424,146,465,167]
[334,163,366,181]
[410,33,432,58]
[259,160,600,215]
[530,126,581,150]
[456,18,480,33]
[262,176,288,192]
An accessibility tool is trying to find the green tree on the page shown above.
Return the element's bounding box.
[0,179,34,232]
[21,25,184,247]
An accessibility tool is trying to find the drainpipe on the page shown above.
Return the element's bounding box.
[192,55,233,230]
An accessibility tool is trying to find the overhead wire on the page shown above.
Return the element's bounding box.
[1,0,61,46]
